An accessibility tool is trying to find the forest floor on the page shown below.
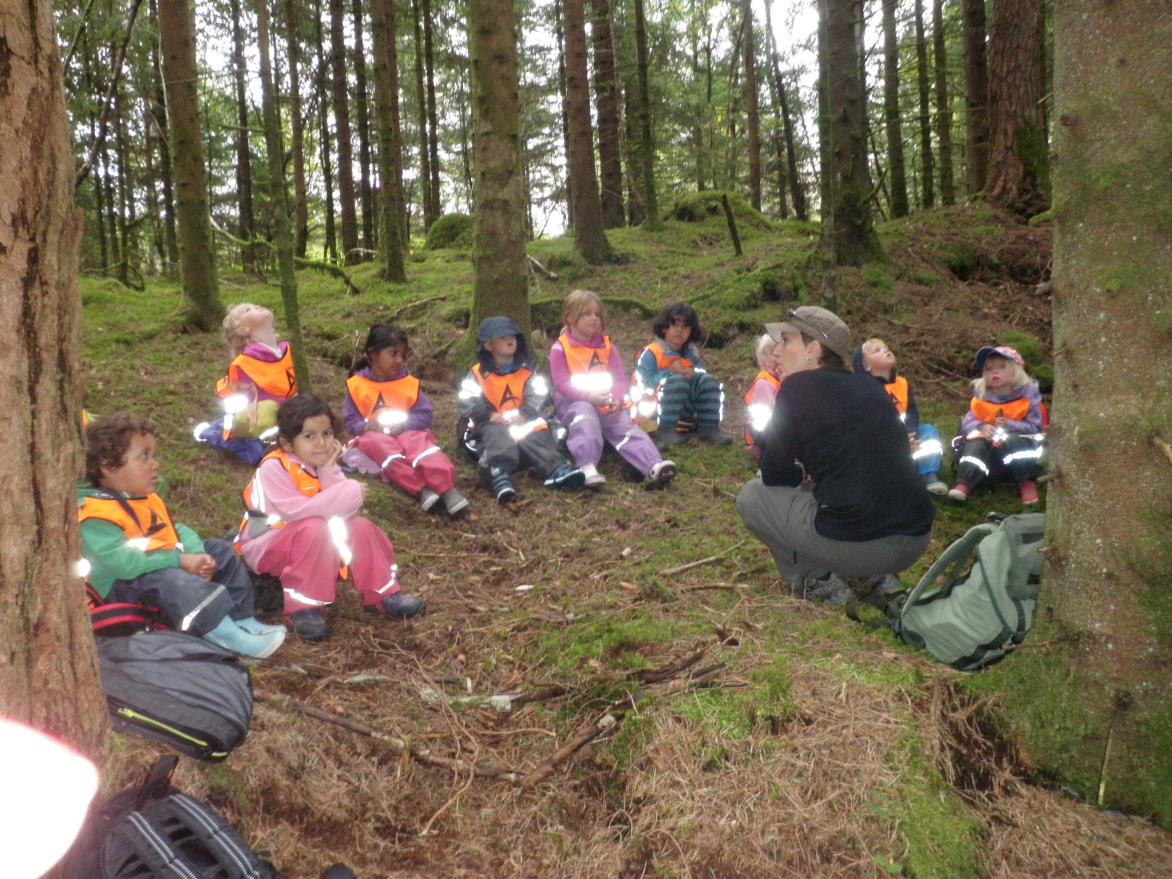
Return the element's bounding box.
[82,200,1172,878]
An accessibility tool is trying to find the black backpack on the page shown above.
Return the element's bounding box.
[98,631,253,761]
[63,756,282,879]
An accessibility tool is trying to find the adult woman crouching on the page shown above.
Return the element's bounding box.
[736,306,934,604]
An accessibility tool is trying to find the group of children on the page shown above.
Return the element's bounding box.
[79,290,1046,656]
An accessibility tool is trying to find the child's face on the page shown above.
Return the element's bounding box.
[983,357,1012,392]
[758,341,779,373]
[862,342,896,377]
[281,414,336,468]
[370,344,408,378]
[100,432,160,497]
[485,335,517,364]
[242,307,278,347]
[569,305,603,340]
[663,318,692,351]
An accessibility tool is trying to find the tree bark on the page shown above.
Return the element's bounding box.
[411,0,433,232]
[283,0,310,257]
[563,0,611,262]
[229,0,256,271]
[1027,0,1172,828]
[590,0,625,228]
[313,0,338,260]
[328,0,360,263]
[913,0,935,208]
[984,0,1047,216]
[369,0,406,281]
[555,0,573,228]
[826,0,881,263]
[147,0,179,269]
[633,0,659,228]
[742,0,762,212]
[763,0,807,220]
[931,0,955,204]
[351,0,375,252]
[422,0,442,223]
[817,0,833,235]
[961,0,989,194]
[468,0,530,337]
[0,0,106,766]
[159,0,224,329]
[623,79,645,226]
[881,0,909,217]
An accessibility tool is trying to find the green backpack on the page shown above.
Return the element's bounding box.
[894,512,1046,671]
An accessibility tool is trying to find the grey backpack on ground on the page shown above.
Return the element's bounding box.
[893,512,1046,671]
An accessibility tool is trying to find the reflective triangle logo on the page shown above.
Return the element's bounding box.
[498,384,520,407]
[286,367,297,394]
[588,352,604,370]
[146,511,167,535]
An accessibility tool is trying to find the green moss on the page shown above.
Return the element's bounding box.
[425,212,474,250]
[535,612,679,676]
[201,762,252,813]
[665,190,773,230]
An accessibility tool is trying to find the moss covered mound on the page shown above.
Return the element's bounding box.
[425,212,474,250]
[666,190,773,230]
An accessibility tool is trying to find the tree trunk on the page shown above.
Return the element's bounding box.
[826,0,881,264]
[555,0,573,228]
[229,0,256,271]
[633,0,659,228]
[742,0,762,211]
[468,0,530,337]
[329,0,360,263]
[984,0,1047,216]
[1020,0,1172,829]
[351,0,375,252]
[817,0,833,232]
[932,0,955,204]
[422,0,442,223]
[148,0,179,269]
[159,0,224,329]
[763,0,807,220]
[113,80,133,285]
[411,0,432,232]
[623,79,646,226]
[962,0,989,194]
[314,0,338,260]
[369,0,406,281]
[283,0,310,257]
[882,0,909,217]
[913,0,935,208]
[590,0,625,228]
[254,0,312,388]
[563,0,611,262]
[0,0,106,766]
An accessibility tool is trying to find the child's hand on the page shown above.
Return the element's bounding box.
[489,413,507,425]
[324,439,345,468]
[587,391,610,408]
[179,553,216,580]
[908,433,919,450]
[979,424,997,440]
[993,416,1008,428]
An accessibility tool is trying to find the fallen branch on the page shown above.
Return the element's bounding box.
[659,539,746,577]
[209,218,362,294]
[527,255,559,280]
[387,294,449,322]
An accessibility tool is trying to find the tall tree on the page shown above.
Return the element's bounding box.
[351,0,375,252]
[563,0,611,262]
[159,0,224,329]
[817,0,833,230]
[283,0,310,257]
[913,0,935,208]
[467,0,530,335]
[742,0,762,211]
[229,0,256,270]
[0,0,106,771]
[555,0,573,228]
[590,0,625,227]
[1026,0,1171,828]
[411,0,433,231]
[826,0,882,263]
[984,0,1047,215]
[314,0,338,260]
[633,0,659,228]
[931,0,954,204]
[148,0,179,267]
[422,0,442,222]
[961,0,989,194]
[369,0,406,280]
[881,0,909,217]
[764,0,808,220]
[329,0,360,263]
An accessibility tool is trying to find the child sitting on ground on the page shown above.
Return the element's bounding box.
[457,316,585,502]
[631,302,731,448]
[743,333,782,458]
[852,338,947,494]
[195,303,298,466]
[341,324,468,517]
[236,395,425,642]
[549,290,676,488]
[950,345,1045,505]
[79,414,285,658]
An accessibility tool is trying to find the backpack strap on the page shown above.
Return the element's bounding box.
[166,794,266,879]
[898,523,996,629]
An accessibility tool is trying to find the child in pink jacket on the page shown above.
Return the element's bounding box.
[236,395,424,642]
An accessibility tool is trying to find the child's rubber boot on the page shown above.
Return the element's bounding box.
[923,473,949,495]
[697,427,733,446]
[489,468,516,503]
[580,463,606,488]
[655,428,684,449]
[236,616,287,636]
[1019,480,1039,505]
[947,483,970,502]
[367,592,425,619]
[441,487,470,517]
[289,608,331,642]
[544,463,586,490]
[649,460,677,485]
[419,488,441,513]
[203,616,285,659]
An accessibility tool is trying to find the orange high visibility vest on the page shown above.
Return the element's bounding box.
[79,492,181,553]
[471,364,550,427]
[216,346,298,400]
[743,371,781,447]
[558,333,613,377]
[969,396,1031,424]
[345,373,421,421]
[644,340,694,372]
[883,376,910,416]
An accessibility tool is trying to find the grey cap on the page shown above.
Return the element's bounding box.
[765,306,852,361]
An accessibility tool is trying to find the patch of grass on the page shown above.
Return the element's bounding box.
[535,611,680,677]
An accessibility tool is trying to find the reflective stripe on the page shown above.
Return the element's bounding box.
[126,537,152,551]
[458,377,482,399]
[508,419,548,441]
[747,403,772,432]
[327,516,353,566]
[912,439,944,460]
[283,587,330,607]
[375,564,399,595]
[569,372,614,393]
[1002,447,1044,465]
[179,585,227,631]
[959,455,990,475]
[411,446,442,467]
[250,475,268,513]
[570,414,591,427]
[380,453,408,469]
[614,430,635,452]
[529,375,549,396]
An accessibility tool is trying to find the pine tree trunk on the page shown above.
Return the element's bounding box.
[623,80,646,226]
[826,0,881,264]
[564,0,612,262]
[254,0,311,387]
[690,30,706,191]
[913,0,935,208]
[1023,0,1172,828]
[328,0,360,263]
[590,0,625,228]
[468,0,530,336]
[817,0,833,233]
[763,0,807,220]
[984,0,1047,216]
[882,0,909,217]
[633,0,659,228]
[283,0,310,257]
[369,0,406,281]
[114,81,133,285]
[229,0,256,271]
[148,0,179,269]
[0,0,106,766]
[351,0,375,253]
[962,0,989,194]
[742,0,762,212]
[932,0,955,204]
[422,0,442,222]
[314,0,338,260]
[159,0,224,329]
[411,0,432,232]
[555,0,573,228]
